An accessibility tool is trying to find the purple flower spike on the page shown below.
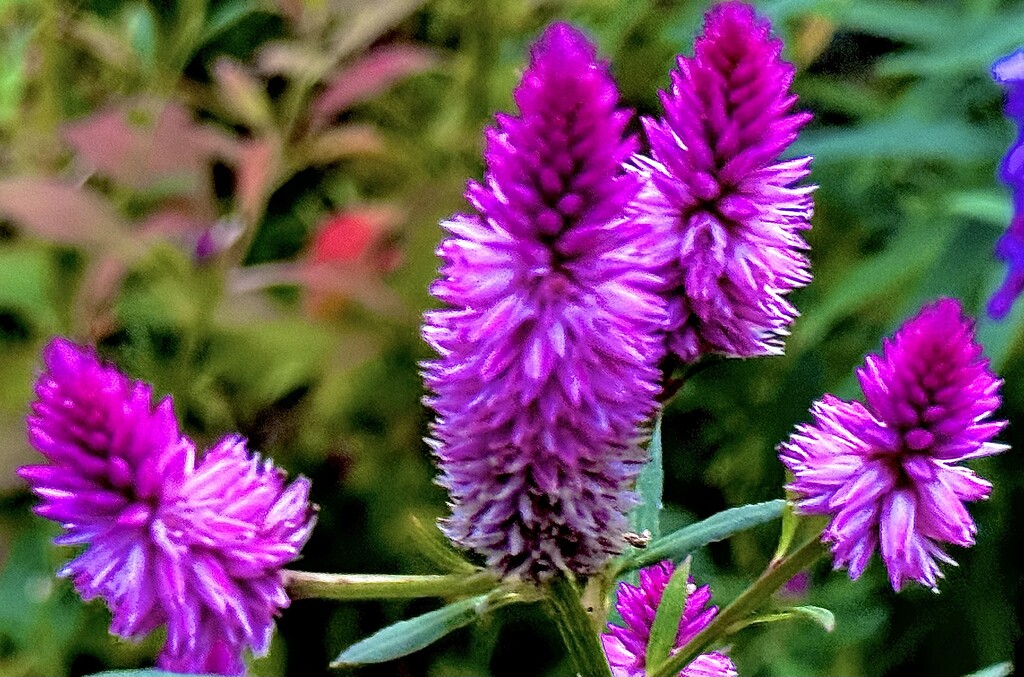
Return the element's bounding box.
[21,338,316,675]
[988,49,1024,319]
[637,1,813,361]
[602,561,737,677]
[422,23,668,579]
[779,299,1007,591]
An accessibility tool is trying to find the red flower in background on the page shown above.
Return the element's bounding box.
[311,213,380,265]
[303,208,402,318]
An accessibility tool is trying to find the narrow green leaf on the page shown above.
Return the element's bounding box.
[88,667,218,671]
[771,501,799,565]
[626,500,786,571]
[645,557,691,674]
[979,265,1024,372]
[834,1,959,45]
[406,514,478,573]
[331,595,487,667]
[947,191,1012,228]
[876,9,1024,78]
[124,4,158,72]
[199,0,264,44]
[793,119,1001,162]
[963,661,1014,677]
[727,605,836,635]
[793,217,959,349]
[629,412,664,539]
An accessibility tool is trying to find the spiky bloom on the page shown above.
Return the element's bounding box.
[779,299,1007,591]
[602,561,737,677]
[20,338,316,675]
[422,24,667,579]
[988,49,1024,319]
[636,1,813,361]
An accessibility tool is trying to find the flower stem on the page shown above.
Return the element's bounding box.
[647,534,827,677]
[547,576,614,677]
[284,570,499,601]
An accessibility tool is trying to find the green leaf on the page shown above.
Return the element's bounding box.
[947,190,1012,228]
[629,412,664,539]
[793,217,959,349]
[833,1,959,46]
[771,501,799,564]
[406,514,478,574]
[793,119,1001,162]
[645,557,691,673]
[86,667,220,671]
[0,26,30,125]
[978,267,1024,372]
[727,605,836,635]
[625,500,786,571]
[0,529,84,673]
[0,246,60,333]
[331,595,488,667]
[124,4,158,72]
[199,0,264,44]
[876,9,1024,78]
[963,662,1014,677]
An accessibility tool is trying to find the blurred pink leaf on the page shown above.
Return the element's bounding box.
[64,99,238,194]
[78,255,128,342]
[274,0,304,23]
[236,139,281,225]
[301,124,385,166]
[137,208,213,236]
[311,45,437,128]
[0,178,136,253]
[230,260,411,322]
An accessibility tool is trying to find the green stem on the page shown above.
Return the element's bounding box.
[226,74,318,269]
[28,0,61,171]
[547,576,613,677]
[647,535,827,677]
[284,570,498,601]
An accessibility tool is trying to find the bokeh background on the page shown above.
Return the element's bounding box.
[1,0,1023,675]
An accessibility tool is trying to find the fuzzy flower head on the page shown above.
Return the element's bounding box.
[637,1,813,361]
[603,561,737,677]
[422,23,667,579]
[20,338,316,675]
[988,49,1024,319]
[780,299,1007,591]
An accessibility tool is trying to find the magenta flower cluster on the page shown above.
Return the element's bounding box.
[603,561,737,677]
[637,1,813,361]
[20,338,316,675]
[422,2,812,579]
[780,299,1006,591]
[422,23,667,579]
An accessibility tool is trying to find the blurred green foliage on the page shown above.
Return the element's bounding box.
[1,0,1023,675]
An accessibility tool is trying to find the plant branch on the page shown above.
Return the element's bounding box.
[547,576,614,677]
[284,570,499,601]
